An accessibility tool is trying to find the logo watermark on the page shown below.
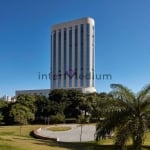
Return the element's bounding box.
[38,70,112,81]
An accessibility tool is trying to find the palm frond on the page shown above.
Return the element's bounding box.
[137,84,150,101]
[110,84,135,103]
[115,121,131,150]
[140,98,150,112]
[95,84,150,150]
[95,109,130,141]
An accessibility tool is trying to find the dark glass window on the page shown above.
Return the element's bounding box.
[64,28,67,87]
[92,26,95,87]
[80,24,84,87]
[69,27,72,87]
[51,33,53,87]
[58,29,61,88]
[75,25,78,87]
[86,24,90,87]
[53,31,56,88]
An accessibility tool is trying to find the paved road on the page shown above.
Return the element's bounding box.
[37,124,96,142]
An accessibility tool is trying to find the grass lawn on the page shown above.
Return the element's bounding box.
[0,125,150,150]
[47,126,72,132]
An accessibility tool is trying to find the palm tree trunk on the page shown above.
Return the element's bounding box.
[133,137,142,150]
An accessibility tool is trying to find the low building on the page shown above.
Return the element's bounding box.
[16,89,50,98]
[1,95,16,102]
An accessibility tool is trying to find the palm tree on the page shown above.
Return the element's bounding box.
[95,84,150,150]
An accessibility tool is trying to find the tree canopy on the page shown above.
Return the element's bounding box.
[95,84,150,150]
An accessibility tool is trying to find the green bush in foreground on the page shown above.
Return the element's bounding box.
[96,84,150,150]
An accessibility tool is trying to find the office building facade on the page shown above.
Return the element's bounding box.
[51,17,96,93]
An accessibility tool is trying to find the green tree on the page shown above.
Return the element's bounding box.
[95,84,150,150]
[17,94,36,113]
[34,95,48,123]
[91,92,112,122]
[48,90,67,115]
[47,89,67,124]
[0,113,3,123]
[10,103,35,125]
[0,100,9,124]
[10,103,35,135]
[48,89,83,119]
[64,90,83,118]
[49,89,67,103]
[50,113,65,124]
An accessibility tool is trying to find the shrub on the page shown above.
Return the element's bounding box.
[50,113,65,124]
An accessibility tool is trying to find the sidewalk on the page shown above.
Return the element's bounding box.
[37,124,96,142]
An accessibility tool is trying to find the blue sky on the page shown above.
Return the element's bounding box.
[0,0,150,96]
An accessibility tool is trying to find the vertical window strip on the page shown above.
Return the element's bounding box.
[64,28,67,88]
[51,33,53,88]
[53,31,56,88]
[92,25,95,87]
[58,30,61,88]
[86,24,90,87]
[75,25,78,87]
[69,27,72,87]
[80,24,84,87]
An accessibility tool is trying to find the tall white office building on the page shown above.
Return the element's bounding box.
[51,17,96,93]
